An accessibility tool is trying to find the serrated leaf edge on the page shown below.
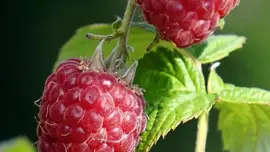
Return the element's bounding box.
[137,91,216,152]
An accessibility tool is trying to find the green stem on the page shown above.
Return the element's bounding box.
[195,113,209,152]
[195,59,208,152]
[86,0,136,54]
[194,57,208,152]
[86,32,119,41]
[119,0,136,37]
[108,0,137,70]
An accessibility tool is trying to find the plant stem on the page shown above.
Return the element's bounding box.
[108,0,137,70]
[119,0,136,37]
[86,32,119,41]
[195,112,209,152]
[194,57,208,152]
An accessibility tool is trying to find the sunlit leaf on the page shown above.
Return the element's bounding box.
[134,47,216,151]
[189,35,246,64]
[0,137,36,152]
[208,67,270,152]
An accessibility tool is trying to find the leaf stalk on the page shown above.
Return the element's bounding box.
[195,113,209,152]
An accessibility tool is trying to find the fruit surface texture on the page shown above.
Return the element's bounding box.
[37,42,147,152]
[137,0,239,47]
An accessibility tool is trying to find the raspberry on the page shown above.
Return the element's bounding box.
[137,0,239,48]
[37,40,147,152]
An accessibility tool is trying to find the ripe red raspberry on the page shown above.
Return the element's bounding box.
[37,40,147,152]
[137,0,239,48]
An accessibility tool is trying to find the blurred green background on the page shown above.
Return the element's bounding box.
[4,0,270,151]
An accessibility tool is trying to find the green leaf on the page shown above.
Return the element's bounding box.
[208,67,270,105]
[189,35,246,64]
[134,47,216,151]
[218,103,270,152]
[55,24,245,71]
[55,24,150,69]
[218,19,226,30]
[220,84,270,105]
[208,67,270,152]
[0,137,36,152]
[112,16,122,32]
[54,24,177,70]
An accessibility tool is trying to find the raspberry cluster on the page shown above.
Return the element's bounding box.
[137,0,239,48]
[37,41,147,152]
